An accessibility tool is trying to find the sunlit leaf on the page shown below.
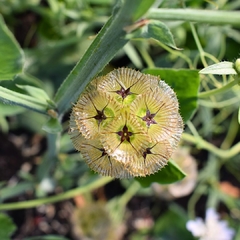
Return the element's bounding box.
[200,61,237,75]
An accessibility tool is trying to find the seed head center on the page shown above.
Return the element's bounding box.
[117,125,133,143]
[143,148,152,159]
[94,109,107,124]
[142,109,157,127]
[116,87,132,99]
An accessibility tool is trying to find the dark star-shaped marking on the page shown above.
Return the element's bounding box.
[142,109,157,127]
[117,125,133,143]
[116,87,132,99]
[93,109,107,125]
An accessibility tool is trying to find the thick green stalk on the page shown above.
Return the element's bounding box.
[147,8,240,27]
[54,0,155,116]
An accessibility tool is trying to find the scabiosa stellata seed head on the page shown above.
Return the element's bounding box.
[69,68,183,178]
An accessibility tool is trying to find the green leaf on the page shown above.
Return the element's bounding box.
[0,182,34,202]
[16,85,51,103]
[0,86,49,114]
[200,61,237,75]
[135,160,186,188]
[0,15,24,80]
[0,213,17,240]
[143,68,200,122]
[131,0,156,21]
[42,117,63,133]
[126,20,178,49]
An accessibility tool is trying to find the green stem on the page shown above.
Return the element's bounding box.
[188,184,208,219]
[138,44,155,68]
[198,77,239,98]
[199,97,240,108]
[147,9,240,27]
[118,181,141,208]
[0,177,112,211]
[221,112,239,150]
[190,23,220,88]
[156,41,193,69]
[36,133,60,180]
[182,133,240,159]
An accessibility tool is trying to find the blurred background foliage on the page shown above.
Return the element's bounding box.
[0,0,240,239]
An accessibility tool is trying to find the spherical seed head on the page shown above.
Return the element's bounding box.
[69,68,184,178]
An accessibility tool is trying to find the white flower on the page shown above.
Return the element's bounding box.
[186,208,235,240]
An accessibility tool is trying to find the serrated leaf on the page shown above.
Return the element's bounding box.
[135,160,186,188]
[126,20,178,49]
[0,213,17,240]
[199,61,237,75]
[0,86,48,114]
[0,15,24,80]
[143,68,200,122]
